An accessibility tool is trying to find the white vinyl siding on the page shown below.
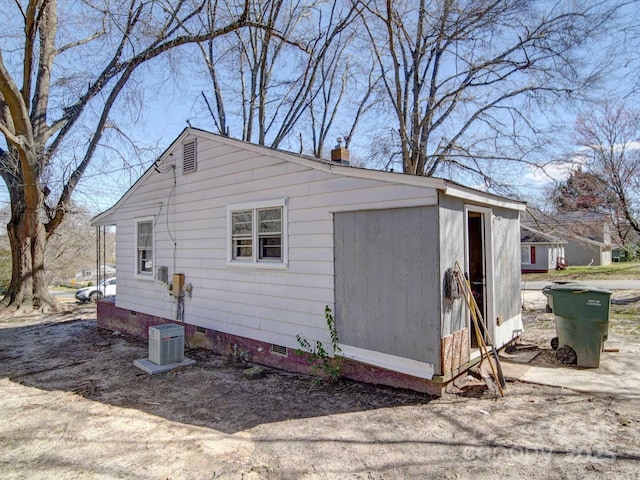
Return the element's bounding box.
[103,132,440,348]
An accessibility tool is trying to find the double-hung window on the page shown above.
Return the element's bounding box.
[521,245,533,265]
[228,199,287,267]
[231,210,254,259]
[257,208,282,260]
[136,218,154,276]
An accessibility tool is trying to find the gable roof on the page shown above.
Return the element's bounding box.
[92,128,526,226]
[560,231,609,248]
[522,224,610,250]
[521,208,611,242]
[521,225,566,244]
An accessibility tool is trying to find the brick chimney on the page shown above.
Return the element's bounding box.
[330,138,349,166]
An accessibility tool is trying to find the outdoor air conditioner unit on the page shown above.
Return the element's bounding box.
[149,324,185,365]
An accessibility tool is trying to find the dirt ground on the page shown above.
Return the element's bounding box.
[0,294,639,479]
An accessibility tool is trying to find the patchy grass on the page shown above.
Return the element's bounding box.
[607,291,640,338]
[50,285,78,292]
[611,306,640,319]
[609,315,640,338]
[611,305,640,335]
[523,262,640,281]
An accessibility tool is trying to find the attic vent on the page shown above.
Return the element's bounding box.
[183,140,197,173]
[270,344,288,356]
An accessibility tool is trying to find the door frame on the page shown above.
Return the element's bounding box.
[464,205,495,344]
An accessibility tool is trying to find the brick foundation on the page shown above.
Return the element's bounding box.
[97,299,446,396]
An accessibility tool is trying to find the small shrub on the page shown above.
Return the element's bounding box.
[296,306,342,382]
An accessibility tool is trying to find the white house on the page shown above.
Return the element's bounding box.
[93,128,526,394]
[75,265,116,281]
[521,225,567,273]
[521,211,613,268]
[563,234,612,267]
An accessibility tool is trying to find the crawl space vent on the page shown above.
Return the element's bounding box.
[271,344,288,356]
[183,140,197,173]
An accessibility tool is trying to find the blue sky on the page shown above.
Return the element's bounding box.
[1,0,638,217]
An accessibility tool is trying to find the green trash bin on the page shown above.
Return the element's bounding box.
[542,281,585,313]
[542,284,612,368]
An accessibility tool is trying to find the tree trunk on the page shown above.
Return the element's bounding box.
[2,0,263,314]
[2,180,60,314]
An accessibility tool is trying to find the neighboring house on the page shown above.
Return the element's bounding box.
[520,226,566,273]
[555,213,612,266]
[92,128,526,395]
[563,234,612,267]
[75,265,116,281]
[521,210,613,267]
[612,246,623,262]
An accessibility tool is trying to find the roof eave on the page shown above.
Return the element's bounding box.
[444,182,527,211]
[91,128,527,224]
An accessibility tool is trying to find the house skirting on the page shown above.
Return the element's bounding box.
[97,300,455,396]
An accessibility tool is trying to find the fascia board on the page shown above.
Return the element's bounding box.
[92,127,526,224]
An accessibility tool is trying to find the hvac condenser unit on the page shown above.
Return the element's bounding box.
[148,324,185,365]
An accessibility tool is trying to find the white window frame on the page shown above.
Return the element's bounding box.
[521,245,532,265]
[135,216,155,278]
[226,198,288,269]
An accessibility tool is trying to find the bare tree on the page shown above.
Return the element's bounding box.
[358,0,616,181]
[308,34,381,158]
[45,205,115,286]
[198,0,366,153]
[574,102,640,245]
[600,1,640,99]
[0,0,256,312]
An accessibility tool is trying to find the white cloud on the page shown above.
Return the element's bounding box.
[524,155,586,185]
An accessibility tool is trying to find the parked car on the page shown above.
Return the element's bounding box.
[75,277,116,303]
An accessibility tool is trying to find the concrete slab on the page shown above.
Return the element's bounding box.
[501,334,640,400]
[500,349,540,364]
[133,357,196,374]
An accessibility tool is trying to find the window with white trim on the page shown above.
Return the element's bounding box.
[228,199,287,266]
[257,208,282,260]
[136,218,154,275]
[231,210,254,259]
[521,245,532,264]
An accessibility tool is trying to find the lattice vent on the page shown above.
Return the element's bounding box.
[183,140,197,173]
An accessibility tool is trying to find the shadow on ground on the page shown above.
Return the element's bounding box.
[0,309,434,434]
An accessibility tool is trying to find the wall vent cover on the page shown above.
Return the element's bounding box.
[183,140,197,173]
[149,324,185,365]
[271,344,288,356]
